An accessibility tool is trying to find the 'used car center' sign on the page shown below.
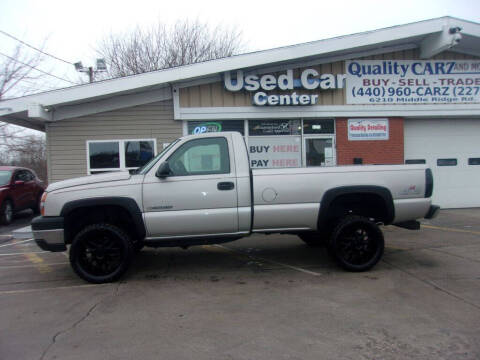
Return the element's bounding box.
[224,60,480,106]
[224,69,345,106]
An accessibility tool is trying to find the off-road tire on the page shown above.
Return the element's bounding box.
[328,215,384,272]
[70,223,134,283]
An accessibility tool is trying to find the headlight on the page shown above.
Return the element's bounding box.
[40,192,48,216]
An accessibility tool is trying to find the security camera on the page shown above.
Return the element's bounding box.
[449,26,462,34]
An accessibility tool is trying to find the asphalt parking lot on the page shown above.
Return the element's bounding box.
[0,209,479,360]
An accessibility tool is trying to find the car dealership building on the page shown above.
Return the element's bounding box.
[1,17,479,208]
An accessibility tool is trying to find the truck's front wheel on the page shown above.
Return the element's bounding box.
[328,215,384,272]
[70,223,134,283]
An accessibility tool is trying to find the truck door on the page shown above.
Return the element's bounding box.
[12,170,33,210]
[143,136,239,237]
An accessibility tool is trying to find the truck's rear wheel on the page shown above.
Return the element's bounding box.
[328,215,384,272]
[70,223,134,283]
[298,232,325,247]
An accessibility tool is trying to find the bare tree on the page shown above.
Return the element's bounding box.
[0,133,47,182]
[97,19,245,78]
[0,43,44,100]
[0,41,56,181]
[0,42,46,151]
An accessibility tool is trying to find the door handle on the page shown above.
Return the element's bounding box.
[217,181,235,191]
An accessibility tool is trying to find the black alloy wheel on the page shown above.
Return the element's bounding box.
[329,215,384,272]
[70,223,134,283]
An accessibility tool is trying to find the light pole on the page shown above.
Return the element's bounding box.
[74,59,107,83]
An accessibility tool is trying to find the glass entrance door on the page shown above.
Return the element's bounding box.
[304,137,336,167]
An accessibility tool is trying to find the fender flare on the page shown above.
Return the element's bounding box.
[60,197,146,239]
[318,185,395,229]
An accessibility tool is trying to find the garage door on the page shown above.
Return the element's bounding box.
[404,119,480,209]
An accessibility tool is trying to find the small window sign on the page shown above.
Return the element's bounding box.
[303,119,334,134]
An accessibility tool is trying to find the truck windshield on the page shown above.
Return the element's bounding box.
[136,139,180,175]
[0,170,12,186]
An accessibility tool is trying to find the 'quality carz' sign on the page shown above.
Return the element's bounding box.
[346,60,480,104]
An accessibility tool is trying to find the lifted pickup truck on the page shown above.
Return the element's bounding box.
[32,132,439,283]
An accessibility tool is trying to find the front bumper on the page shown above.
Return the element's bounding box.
[31,216,66,252]
[425,205,440,219]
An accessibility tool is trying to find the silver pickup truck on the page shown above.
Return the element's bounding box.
[32,132,439,283]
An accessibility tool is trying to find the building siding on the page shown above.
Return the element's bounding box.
[179,50,479,108]
[46,100,180,183]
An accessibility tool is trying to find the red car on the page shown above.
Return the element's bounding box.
[0,166,45,225]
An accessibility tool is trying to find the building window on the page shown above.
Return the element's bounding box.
[405,159,426,164]
[88,141,120,170]
[468,158,480,165]
[437,158,457,166]
[125,140,155,168]
[187,120,245,135]
[87,139,156,174]
[248,120,301,136]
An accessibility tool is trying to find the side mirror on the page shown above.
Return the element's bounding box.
[156,162,172,178]
[14,180,25,186]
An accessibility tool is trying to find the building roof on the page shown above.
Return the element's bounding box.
[1,16,479,130]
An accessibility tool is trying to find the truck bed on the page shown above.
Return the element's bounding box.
[251,164,429,231]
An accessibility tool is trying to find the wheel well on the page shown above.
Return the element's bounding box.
[64,205,141,244]
[321,193,391,229]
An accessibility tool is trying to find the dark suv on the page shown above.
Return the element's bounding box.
[0,166,45,225]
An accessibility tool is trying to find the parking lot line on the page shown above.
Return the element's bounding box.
[0,283,112,296]
[0,238,34,248]
[203,244,322,276]
[23,252,52,273]
[422,224,480,236]
[0,251,49,256]
[0,262,69,270]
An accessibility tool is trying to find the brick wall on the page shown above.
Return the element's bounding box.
[336,117,404,165]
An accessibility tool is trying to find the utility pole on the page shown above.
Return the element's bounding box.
[74,59,107,83]
[87,66,93,83]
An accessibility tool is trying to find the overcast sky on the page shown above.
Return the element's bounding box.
[1,0,479,95]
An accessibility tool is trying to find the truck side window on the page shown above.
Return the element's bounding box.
[167,137,230,176]
[14,170,29,181]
